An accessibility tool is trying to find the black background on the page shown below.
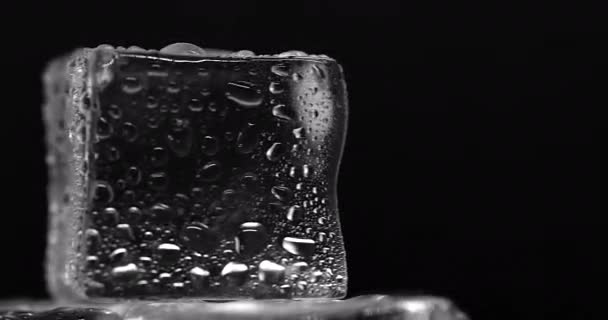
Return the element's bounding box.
[0,3,601,320]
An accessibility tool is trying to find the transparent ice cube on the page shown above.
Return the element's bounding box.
[42,45,349,300]
[0,295,468,320]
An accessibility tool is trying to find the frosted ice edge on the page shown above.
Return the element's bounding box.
[86,43,333,60]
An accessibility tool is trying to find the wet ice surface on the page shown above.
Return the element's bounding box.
[43,44,348,300]
[0,295,468,320]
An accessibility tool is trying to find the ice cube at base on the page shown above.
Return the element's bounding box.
[42,44,349,300]
[0,295,469,320]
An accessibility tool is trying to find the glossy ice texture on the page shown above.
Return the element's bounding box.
[0,295,468,320]
[43,46,348,300]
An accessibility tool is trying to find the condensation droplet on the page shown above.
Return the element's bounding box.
[122,76,142,94]
[149,147,169,167]
[111,263,139,281]
[235,222,268,255]
[160,43,206,56]
[282,237,316,257]
[271,64,290,77]
[149,203,175,223]
[157,243,181,264]
[190,267,210,288]
[125,166,142,185]
[272,104,293,121]
[236,124,259,154]
[94,181,114,203]
[258,260,285,284]
[109,248,128,263]
[221,262,249,286]
[293,127,305,139]
[148,172,169,190]
[108,104,122,119]
[167,128,193,157]
[286,205,304,222]
[266,142,286,161]
[96,117,112,139]
[271,186,292,202]
[180,222,220,253]
[199,161,222,182]
[201,135,220,156]
[269,82,285,94]
[122,122,138,142]
[225,81,263,108]
[116,224,135,240]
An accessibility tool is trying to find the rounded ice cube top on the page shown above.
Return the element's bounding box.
[89,43,334,60]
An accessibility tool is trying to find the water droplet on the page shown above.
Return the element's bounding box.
[108,104,122,119]
[230,125,258,155]
[221,262,249,286]
[271,64,290,77]
[312,65,326,79]
[180,222,220,253]
[282,237,315,257]
[189,267,210,288]
[271,186,292,202]
[286,205,304,222]
[157,243,181,264]
[109,248,128,263]
[96,117,112,139]
[309,270,324,283]
[266,142,286,161]
[116,223,135,241]
[86,255,99,266]
[235,222,268,255]
[167,128,193,157]
[167,80,181,94]
[258,260,286,284]
[272,104,294,121]
[149,203,175,223]
[278,50,308,57]
[315,232,326,243]
[240,172,259,190]
[126,206,141,220]
[125,166,142,185]
[160,43,206,56]
[221,189,239,202]
[122,76,142,94]
[302,165,311,178]
[149,147,169,167]
[188,98,204,112]
[111,263,139,281]
[199,161,222,182]
[102,207,119,223]
[148,172,169,190]
[317,217,326,225]
[292,261,309,272]
[122,122,138,142]
[225,81,264,108]
[201,136,219,156]
[293,127,305,139]
[147,95,159,109]
[269,82,285,94]
[94,181,114,203]
[85,228,101,249]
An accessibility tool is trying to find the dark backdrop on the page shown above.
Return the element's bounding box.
[0,3,601,320]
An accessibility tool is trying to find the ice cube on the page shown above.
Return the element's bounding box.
[42,44,349,300]
[0,295,468,320]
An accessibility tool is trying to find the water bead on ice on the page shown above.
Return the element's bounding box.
[159,43,206,56]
